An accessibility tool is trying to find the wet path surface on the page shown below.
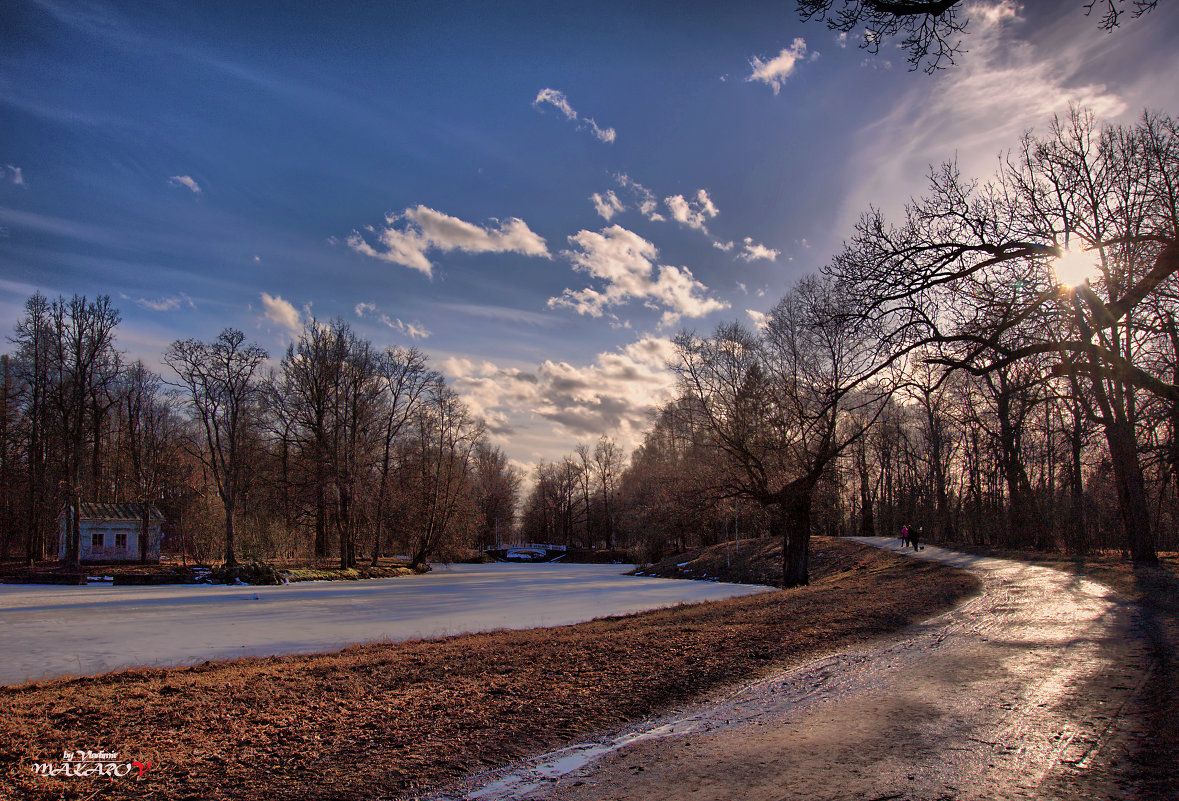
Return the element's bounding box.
[430,539,1156,801]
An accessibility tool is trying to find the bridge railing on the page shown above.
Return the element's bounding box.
[485,542,567,552]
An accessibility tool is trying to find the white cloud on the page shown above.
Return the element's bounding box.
[549,225,729,328]
[746,309,769,331]
[346,205,550,277]
[713,240,735,252]
[260,292,302,333]
[168,175,201,194]
[591,190,625,221]
[534,88,577,120]
[442,335,678,448]
[738,237,780,262]
[533,88,616,144]
[586,118,616,144]
[664,189,719,232]
[378,314,431,340]
[354,302,376,317]
[748,38,810,94]
[440,358,541,435]
[4,165,25,186]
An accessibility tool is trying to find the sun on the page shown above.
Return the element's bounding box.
[1053,242,1101,288]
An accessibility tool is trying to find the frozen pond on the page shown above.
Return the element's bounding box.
[0,562,771,686]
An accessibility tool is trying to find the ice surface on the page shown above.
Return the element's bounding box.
[0,563,770,685]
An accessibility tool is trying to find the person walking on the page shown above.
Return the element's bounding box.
[911,525,921,551]
[900,524,910,548]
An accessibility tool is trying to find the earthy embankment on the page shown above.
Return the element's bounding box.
[0,558,426,586]
[0,536,978,801]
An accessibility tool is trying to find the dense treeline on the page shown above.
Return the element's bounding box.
[0,311,519,569]
[536,108,1179,586]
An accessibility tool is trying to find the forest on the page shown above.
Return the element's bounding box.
[522,108,1179,585]
[0,308,520,570]
[2,109,1177,586]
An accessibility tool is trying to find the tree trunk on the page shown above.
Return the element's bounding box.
[1067,417,1088,554]
[338,473,355,570]
[777,486,813,588]
[140,502,149,564]
[1105,419,1156,562]
[67,493,81,568]
[857,448,874,537]
[315,478,328,560]
[223,501,237,567]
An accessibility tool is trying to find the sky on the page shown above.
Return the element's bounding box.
[3,0,1179,474]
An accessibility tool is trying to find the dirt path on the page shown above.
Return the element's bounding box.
[429,539,1158,801]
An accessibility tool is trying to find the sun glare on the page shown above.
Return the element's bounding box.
[1053,243,1101,288]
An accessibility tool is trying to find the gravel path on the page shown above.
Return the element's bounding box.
[429,539,1157,801]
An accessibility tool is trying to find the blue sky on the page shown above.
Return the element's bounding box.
[3,0,1179,471]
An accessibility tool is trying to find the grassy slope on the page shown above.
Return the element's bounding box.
[1,536,978,801]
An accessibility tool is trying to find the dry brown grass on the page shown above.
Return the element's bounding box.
[1,536,978,801]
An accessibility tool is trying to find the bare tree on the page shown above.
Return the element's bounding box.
[10,293,55,563]
[827,109,1179,560]
[165,329,268,567]
[371,347,436,563]
[403,382,484,566]
[674,276,889,586]
[592,435,624,548]
[798,0,1158,73]
[119,362,182,562]
[49,295,121,567]
[472,443,521,549]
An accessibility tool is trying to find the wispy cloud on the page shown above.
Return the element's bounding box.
[168,175,201,194]
[615,174,664,221]
[4,165,25,187]
[548,225,729,328]
[841,1,1132,224]
[435,302,561,327]
[534,88,616,143]
[260,292,302,333]
[354,302,376,317]
[346,205,550,277]
[378,314,431,339]
[748,38,812,94]
[746,309,769,331]
[129,293,195,312]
